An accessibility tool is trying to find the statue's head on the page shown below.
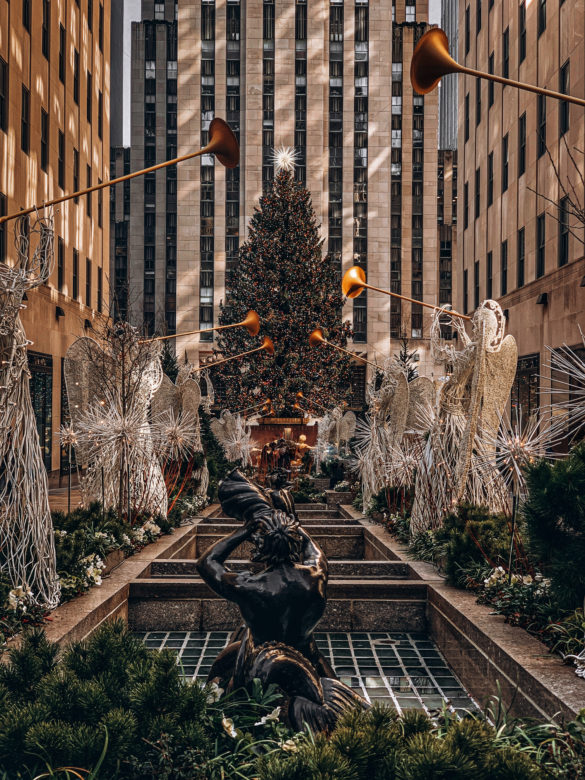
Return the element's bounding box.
[472,300,506,352]
[251,510,303,566]
[266,468,290,490]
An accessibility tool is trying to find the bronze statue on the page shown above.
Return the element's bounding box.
[196,469,367,731]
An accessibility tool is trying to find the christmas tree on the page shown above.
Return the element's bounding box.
[215,157,353,414]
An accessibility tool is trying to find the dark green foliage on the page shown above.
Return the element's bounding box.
[428,504,512,587]
[160,342,180,383]
[318,457,346,488]
[214,167,353,415]
[291,477,325,504]
[523,442,585,609]
[393,337,419,382]
[200,408,232,501]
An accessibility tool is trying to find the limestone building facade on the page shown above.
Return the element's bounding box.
[457,0,585,416]
[0,0,110,477]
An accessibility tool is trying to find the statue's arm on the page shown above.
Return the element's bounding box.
[196,525,255,599]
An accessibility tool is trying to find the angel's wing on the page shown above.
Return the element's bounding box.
[180,378,202,416]
[151,374,181,418]
[482,334,518,437]
[210,415,226,445]
[406,376,435,432]
[340,411,357,442]
[386,371,409,448]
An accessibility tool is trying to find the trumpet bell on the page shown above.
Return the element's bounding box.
[341,266,367,299]
[207,118,240,168]
[309,328,325,348]
[261,336,275,356]
[410,27,459,95]
[242,310,260,336]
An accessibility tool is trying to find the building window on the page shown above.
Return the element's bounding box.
[85,258,91,308]
[517,227,525,287]
[464,92,469,141]
[501,240,508,295]
[474,167,480,219]
[536,212,545,278]
[73,249,79,299]
[57,238,64,291]
[465,6,470,55]
[518,112,526,176]
[502,27,509,79]
[88,0,93,31]
[560,60,570,136]
[519,1,526,64]
[474,260,480,308]
[538,0,546,36]
[488,52,494,107]
[97,267,103,313]
[22,0,31,32]
[476,0,481,33]
[59,24,66,83]
[98,181,102,228]
[0,193,5,262]
[21,86,30,154]
[28,352,53,471]
[86,166,92,217]
[464,181,469,229]
[512,354,540,421]
[40,108,49,171]
[73,148,79,202]
[475,78,481,126]
[0,58,6,133]
[559,197,569,266]
[502,133,508,192]
[87,71,92,122]
[537,95,546,157]
[73,49,79,103]
[42,0,50,58]
[463,268,469,313]
[98,90,103,139]
[487,151,493,206]
[486,250,493,298]
[99,4,104,51]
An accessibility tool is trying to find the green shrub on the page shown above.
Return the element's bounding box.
[523,442,585,610]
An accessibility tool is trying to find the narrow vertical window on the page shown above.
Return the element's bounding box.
[88,0,93,32]
[476,0,481,33]
[518,112,526,176]
[487,151,493,206]
[99,4,104,51]
[21,86,30,154]
[87,71,92,122]
[502,133,508,192]
[560,60,570,136]
[40,108,49,171]
[474,260,480,308]
[537,95,546,157]
[486,251,493,298]
[73,49,79,103]
[59,24,66,83]
[474,167,480,219]
[559,197,569,266]
[57,238,65,291]
[85,258,91,308]
[519,1,526,64]
[464,181,469,229]
[22,0,31,32]
[0,193,5,262]
[73,148,79,202]
[0,58,8,132]
[538,0,546,36]
[97,267,103,313]
[98,90,103,138]
[73,249,79,299]
[517,227,525,287]
[501,240,508,296]
[465,6,470,54]
[98,180,102,228]
[464,92,469,141]
[502,27,509,79]
[488,52,494,107]
[42,0,51,59]
[86,165,92,217]
[536,213,545,278]
[463,268,469,313]
[475,78,481,126]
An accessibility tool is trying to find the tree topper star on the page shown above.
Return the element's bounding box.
[272,146,299,172]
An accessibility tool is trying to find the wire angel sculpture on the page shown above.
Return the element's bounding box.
[64,322,168,519]
[210,410,257,466]
[0,211,60,607]
[411,301,518,534]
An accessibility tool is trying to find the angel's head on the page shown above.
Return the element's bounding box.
[472,300,506,352]
[251,510,303,566]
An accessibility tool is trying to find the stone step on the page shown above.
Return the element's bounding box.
[146,559,413,580]
[200,515,354,526]
[294,503,327,511]
[195,525,365,560]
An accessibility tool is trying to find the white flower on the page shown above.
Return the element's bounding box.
[254,706,281,727]
[281,738,299,753]
[206,682,224,703]
[7,585,32,612]
[221,715,237,738]
[54,529,68,538]
[121,533,132,547]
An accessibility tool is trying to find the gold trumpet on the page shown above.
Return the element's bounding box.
[192,336,274,373]
[341,266,471,321]
[144,310,260,343]
[308,328,381,368]
[411,27,585,107]
[0,117,239,225]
